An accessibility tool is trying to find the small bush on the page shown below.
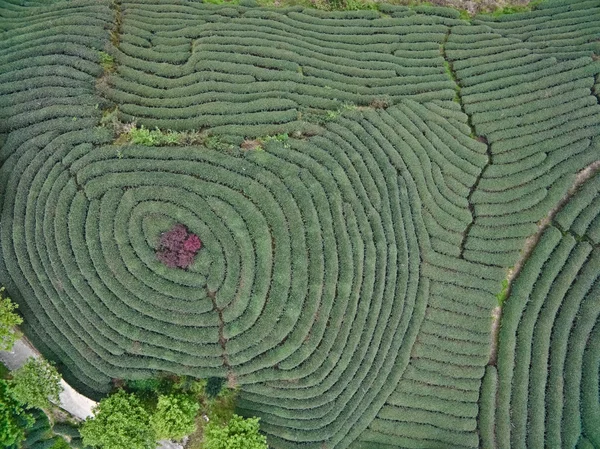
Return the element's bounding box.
[205,378,225,399]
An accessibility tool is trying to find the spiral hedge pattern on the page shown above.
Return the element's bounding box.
[1,0,599,448]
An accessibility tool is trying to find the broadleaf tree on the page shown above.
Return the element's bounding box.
[0,379,34,448]
[203,414,268,449]
[0,287,22,351]
[150,393,199,440]
[10,358,63,410]
[80,390,156,449]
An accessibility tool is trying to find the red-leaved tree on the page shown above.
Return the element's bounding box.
[157,224,202,269]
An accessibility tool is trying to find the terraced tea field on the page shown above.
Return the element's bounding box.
[1,0,599,447]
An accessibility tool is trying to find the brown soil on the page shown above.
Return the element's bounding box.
[488,306,502,365]
[391,0,531,14]
[241,139,262,150]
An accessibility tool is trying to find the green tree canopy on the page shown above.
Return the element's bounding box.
[150,393,199,440]
[204,414,268,449]
[80,390,156,449]
[0,379,33,448]
[0,287,22,351]
[10,358,63,410]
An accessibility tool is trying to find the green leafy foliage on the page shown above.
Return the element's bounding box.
[50,437,72,449]
[0,362,9,379]
[80,391,155,449]
[323,0,377,11]
[150,394,200,440]
[127,125,180,146]
[119,125,208,147]
[9,358,63,410]
[0,287,22,351]
[490,5,533,16]
[496,279,509,306]
[0,379,34,448]
[98,52,116,73]
[203,415,267,449]
[53,422,88,449]
[17,409,72,449]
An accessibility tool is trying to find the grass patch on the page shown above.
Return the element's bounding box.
[203,0,241,4]
[98,51,116,72]
[496,279,509,306]
[489,1,543,16]
[327,0,378,11]
[99,111,208,148]
[257,132,290,150]
[491,5,530,16]
[127,125,182,146]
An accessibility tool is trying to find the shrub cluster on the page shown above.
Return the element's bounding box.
[156,224,202,269]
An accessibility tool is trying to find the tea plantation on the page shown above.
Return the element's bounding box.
[0,0,599,447]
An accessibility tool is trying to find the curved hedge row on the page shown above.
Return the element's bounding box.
[1,1,600,448]
[0,0,112,139]
[0,89,495,448]
[353,235,504,447]
[235,100,499,449]
[474,0,600,61]
[99,0,463,133]
[446,21,600,269]
[483,172,600,449]
[0,0,115,396]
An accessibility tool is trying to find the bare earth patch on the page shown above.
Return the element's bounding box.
[391,0,532,14]
[488,306,502,365]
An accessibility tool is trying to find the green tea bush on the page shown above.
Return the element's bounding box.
[1,1,600,449]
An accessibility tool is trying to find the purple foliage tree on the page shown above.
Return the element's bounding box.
[157,224,202,269]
